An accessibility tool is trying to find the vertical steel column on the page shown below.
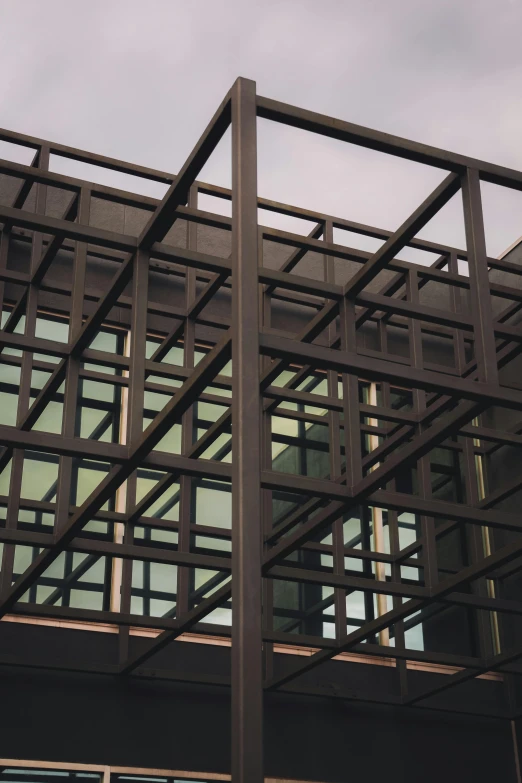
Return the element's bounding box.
[340,298,361,488]
[55,188,90,535]
[461,168,498,386]
[449,250,493,658]
[339,297,363,636]
[230,76,263,783]
[461,172,502,662]
[177,183,198,617]
[119,248,149,662]
[260,229,274,683]
[367,379,389,646]
[377,320,407,688]
[324,221,346,640]
[371,320,391,644]
[52,188,89,605]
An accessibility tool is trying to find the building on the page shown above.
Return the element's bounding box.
[0,76,521,781]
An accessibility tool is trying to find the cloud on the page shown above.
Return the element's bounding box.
[1,0,522,254]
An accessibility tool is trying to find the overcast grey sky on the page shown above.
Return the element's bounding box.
[2,0,522,259]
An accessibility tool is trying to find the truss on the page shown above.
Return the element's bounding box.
[1,77,522,780]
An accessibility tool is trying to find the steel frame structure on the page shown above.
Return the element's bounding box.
[1,77,522,779]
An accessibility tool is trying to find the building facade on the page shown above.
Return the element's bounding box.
[0,77,522,781]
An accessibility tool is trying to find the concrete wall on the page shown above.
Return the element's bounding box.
[0,623,517,783]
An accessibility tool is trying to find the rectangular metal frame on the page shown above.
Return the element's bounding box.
[2,77,522,780]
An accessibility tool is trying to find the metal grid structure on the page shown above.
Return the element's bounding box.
[1,77,522,779]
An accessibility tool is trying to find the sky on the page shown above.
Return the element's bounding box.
[1,0,522,260]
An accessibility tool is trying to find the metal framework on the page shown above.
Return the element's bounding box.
[2,77,522,779]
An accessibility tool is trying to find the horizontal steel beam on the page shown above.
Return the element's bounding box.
[257,94,522,190]
[259,333,522,410]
